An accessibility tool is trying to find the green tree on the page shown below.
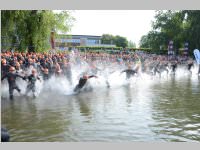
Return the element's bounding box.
[101,34,128,48]
[114,35,128,48]
[1,10,75,52]
[128,40,136,48]
[140,31,168,50]
[101,34,115,44]
[140,10,200,54]
[153,10,185,50]
[139,35,149,48]
[182,10,200,50]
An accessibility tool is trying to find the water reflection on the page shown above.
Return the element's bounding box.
[76,93,92,119]
[1,75,200,142]
[2,97,74,141]
[150,77,200,142]
[123,86,133,106]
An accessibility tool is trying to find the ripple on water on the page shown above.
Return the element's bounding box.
[1,71,200,142]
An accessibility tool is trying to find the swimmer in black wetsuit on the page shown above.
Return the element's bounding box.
[1,59,10,77]
[74,73,98,92]
[24,69,41,98]
[187,61,194,74]
[121,66,137,80]
[1,66,25,100]
[170,61,178,74]
[152,62,161,77]
[153,62,169,78]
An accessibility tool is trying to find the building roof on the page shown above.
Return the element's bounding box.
[58,34,101,38]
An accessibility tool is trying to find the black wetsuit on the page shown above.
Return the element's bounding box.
[1,128,10,142]
[188,62,194,71]
[25,74,40,96]
[171,63,177,73]
[153,67,160,76]
[155,63,169,76]
[152,62,161,76]
[121,69,137,79]
[1,72,24,100]
[74,75,96,92]
[1,64,10,77]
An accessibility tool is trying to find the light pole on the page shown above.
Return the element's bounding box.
[50,29,55,50]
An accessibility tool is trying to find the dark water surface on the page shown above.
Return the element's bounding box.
[1,75,200,142]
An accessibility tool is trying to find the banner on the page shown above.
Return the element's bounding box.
[193,49,200,64]
[168,40,174,55]
[184,42,189,55]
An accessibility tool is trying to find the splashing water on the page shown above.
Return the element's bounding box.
[1,51,200,99]
[1,64,199,99]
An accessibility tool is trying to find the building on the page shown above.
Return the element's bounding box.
[55,34,115,50]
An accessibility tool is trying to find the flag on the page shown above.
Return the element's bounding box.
[193,49,200,64]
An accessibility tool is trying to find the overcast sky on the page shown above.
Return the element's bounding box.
[68,10,156,47]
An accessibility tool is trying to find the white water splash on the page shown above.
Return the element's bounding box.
[1,60,199,99]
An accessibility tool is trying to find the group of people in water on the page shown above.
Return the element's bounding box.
[1,49,200,100]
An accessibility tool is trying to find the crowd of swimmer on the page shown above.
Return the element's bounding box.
[1,49,199,100]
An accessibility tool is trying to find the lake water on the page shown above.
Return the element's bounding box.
[1,69,200,142]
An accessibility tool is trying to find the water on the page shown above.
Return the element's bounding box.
[1,69,200,142]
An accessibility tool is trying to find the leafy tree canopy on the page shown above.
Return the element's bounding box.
[139,10,200,53]
[1,10,75,52]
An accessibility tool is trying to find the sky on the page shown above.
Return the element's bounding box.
[68,10,156,47]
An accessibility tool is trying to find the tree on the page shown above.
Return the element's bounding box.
[128,40,136,48]
[1,10,75,52]
[114,35,128,48]
[153,10,185,50]
[140,31,167,50]
[101,34,128,48]
[139,35,149,48]
[182,10,200,50]
[101,34,115,44]
[139,10,200,54]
